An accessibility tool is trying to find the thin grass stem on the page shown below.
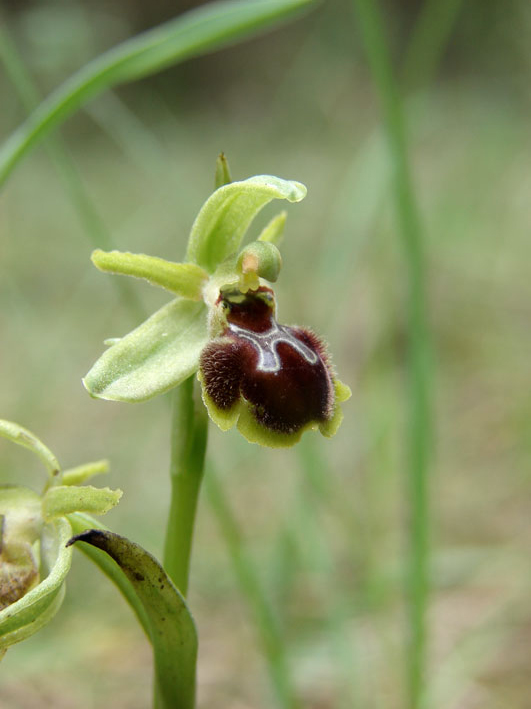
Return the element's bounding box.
[206,464,300,709]
[351,2,433,707]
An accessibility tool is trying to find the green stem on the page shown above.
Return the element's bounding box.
[352,2,433,707]
[163,376,208,597]
[206,465,300,709]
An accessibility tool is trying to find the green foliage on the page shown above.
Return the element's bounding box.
[0,0,316,187]
[68,530,197,709]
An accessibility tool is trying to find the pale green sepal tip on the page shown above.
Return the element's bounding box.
[186,175,307,273]
[92,249,208,300]
[237,241,282,284]
[0,517,72,650]
[83,299,208,402]
[42,485,122,520]
[62,459,109,486]
[0,420,60,480]
[258,211,287,246]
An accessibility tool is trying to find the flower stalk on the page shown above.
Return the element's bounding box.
[163,376,208,596]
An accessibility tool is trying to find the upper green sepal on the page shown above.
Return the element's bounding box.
[83,298,208,402]
[185,175,306,273]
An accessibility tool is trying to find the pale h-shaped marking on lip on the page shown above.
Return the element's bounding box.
[228,320,319,373]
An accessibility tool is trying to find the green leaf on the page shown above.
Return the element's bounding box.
[91,250,208,300]
[186,175,307,272]
[68,530,197,709]
[42,485,122,520]
[0,420,60,482]
[0,0,316,187]
[0,515,72,650]
[83,299,208,402]
[68,512,151,637]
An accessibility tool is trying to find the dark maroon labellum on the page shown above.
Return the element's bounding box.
[200,287,334,434]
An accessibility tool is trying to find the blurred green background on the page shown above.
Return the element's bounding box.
[1,0,531,707]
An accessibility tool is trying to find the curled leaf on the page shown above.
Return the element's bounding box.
[68,530,197,709]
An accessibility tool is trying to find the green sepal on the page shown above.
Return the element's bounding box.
[83,299,208,402]
[185,175,306,273]
[0,420,60,481]
[0,511,72,650]
[92,249,208,300]
[62,459,109,486]
[42,485,122,520]
[258,210,287,246]
[68,530,197,709]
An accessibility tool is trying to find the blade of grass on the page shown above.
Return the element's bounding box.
[205,463,300,709]
[0,0,316,188]
[351,2,433,708]
[0,23,146,320]
[318,0,464,333]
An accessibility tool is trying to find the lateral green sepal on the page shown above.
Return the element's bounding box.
[83,299,208,402]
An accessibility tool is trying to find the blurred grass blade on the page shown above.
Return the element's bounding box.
[351,1,433,707]
[0,0,315,188]
[0,23,146,320]
[68,529,197,709]
[206,466,300,709]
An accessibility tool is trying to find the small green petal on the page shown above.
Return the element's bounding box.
[84,299,208,402]
[42,485,122,520]
[0,420,60,481]
[92,249,208,300]
[257,211,287,246]
[186,175,306,273]
[62,459,109,486]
